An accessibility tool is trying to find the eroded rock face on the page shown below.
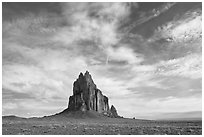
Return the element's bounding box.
[110,105,119,118]
[67,71,116,116]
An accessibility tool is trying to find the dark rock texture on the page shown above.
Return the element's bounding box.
[110,105,119,118]
[67,71,119,117]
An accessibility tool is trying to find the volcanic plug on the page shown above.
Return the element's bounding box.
[65,71,119,118]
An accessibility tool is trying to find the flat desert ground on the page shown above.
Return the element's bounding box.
[2,115,202,135]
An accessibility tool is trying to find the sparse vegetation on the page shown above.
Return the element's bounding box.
[2,116,202,135]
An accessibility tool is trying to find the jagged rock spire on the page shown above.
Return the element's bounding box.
[66,71,120,118]
[68,71,110,113]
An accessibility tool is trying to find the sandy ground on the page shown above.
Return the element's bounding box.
[2,116,202,135]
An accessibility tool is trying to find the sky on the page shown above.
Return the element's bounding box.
[2,2,202,120]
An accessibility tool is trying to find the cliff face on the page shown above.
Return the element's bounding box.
[67,71,111,115]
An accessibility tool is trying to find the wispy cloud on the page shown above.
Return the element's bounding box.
[152,8,202,43]
[156,53,201,79]
[124,2,176,33]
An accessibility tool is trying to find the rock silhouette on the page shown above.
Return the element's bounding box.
[110,105,119,118]
[66,71,120,117]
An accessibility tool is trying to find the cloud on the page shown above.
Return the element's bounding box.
[61,3,131,24]
[156,53,201,79]
[2,13,60,38]
[3,88,34,100]
[3,102,18,110]
[106,46,144,64]
[124,2,176,33]
[2,98,66,117]
[110,94,201,119]
[56,3,128,46]
[152,8,202,43]
[3,56,88,101]
[53,2,135,62]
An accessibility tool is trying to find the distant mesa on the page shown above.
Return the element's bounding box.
[60,71,121,118]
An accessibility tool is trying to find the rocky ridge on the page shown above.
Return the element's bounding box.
[66,71,120,118]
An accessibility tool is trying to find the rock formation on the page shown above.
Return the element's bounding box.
[67,71,120,117]
[110,105,119,118]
